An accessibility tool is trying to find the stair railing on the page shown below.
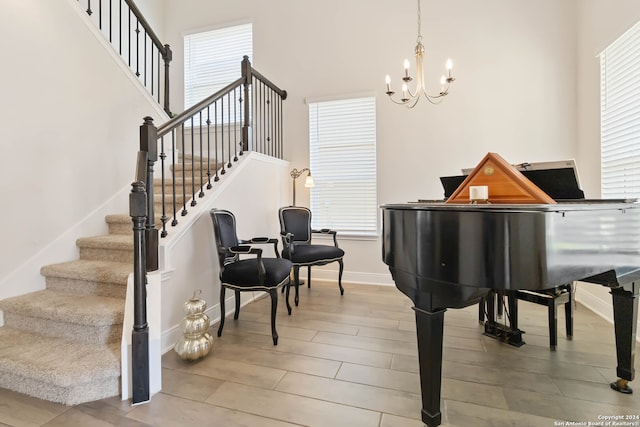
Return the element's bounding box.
[77,0,172,115]
[143,55,287,240]
[129,56,285,403]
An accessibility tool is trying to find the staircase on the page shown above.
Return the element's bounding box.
[0,158,214,405]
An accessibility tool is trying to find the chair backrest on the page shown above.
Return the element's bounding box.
[210,209,240,267]
[279,206,312,244]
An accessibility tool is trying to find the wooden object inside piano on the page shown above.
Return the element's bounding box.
[446,152,556,204]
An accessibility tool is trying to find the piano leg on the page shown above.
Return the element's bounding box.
[413,306,445,427]
[610,284,638,394]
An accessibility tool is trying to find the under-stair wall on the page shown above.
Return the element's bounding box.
[0,0,167,302]
[157,152,290,351]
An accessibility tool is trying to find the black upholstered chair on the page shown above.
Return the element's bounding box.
[210,209,292,345]
[278,206,344,306]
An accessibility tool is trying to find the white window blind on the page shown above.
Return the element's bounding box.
[600,21,640,198]
[308,97,378,236]
[184,23,252,110]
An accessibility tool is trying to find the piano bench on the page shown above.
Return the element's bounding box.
[515,284,574,350]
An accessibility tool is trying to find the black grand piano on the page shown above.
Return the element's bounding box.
[381,160,640,427]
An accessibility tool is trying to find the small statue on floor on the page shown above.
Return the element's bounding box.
[174,290,214,360]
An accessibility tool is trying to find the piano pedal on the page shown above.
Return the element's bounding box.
[610,378,633,394]
[483,322,526,347]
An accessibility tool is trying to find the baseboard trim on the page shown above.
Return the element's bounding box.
[309,269,394,286]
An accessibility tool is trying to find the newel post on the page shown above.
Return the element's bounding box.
[130,173,149,404]
[241,55,253,152]
[140,117,158,272]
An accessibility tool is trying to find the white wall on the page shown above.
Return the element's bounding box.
[574,1,640,324]
[0,0,166,298]
[159,153,290,351]
[162,0,578,284]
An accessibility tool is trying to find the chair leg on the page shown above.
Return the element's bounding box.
[285,281,292,315]
[234,290,241,320]
[478,296,486,324]
[307,266,311,288]
[293,266,300,306]
[269,289,279,345]
[337,259,344,295]
[565,283,574,340]
[218,286,226,337]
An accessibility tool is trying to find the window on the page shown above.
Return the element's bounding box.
[308,96,377,236]
[600,21,640,198]
[184,23,252,110]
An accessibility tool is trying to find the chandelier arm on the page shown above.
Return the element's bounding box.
[386,94,412,106]
[421,86,448,99]
[422,93,446,105]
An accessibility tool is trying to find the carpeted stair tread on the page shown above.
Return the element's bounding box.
[0,327,120,387]
[0,289,124,327]
[154,175,197,186]
[106,214,164,235]
[76,234,133,250]
[40,259,131,284]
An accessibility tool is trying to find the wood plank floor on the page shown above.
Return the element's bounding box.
[1,280,639,426]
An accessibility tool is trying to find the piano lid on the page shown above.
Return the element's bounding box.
[442,158,584,201]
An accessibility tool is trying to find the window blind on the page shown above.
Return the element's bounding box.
[600,21,640,198]
[184,23,252,111]
[308,97,378,236]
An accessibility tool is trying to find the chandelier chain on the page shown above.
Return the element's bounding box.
[417,0,422,43]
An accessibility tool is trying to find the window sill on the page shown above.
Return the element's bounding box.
[312,233,379,242]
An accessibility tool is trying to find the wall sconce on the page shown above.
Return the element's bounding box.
[290,168,314,206]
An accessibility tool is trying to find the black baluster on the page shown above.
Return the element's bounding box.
[198,111,204,197]
[233,87,238,162]
[181,123,187,216]
[118,0,122,54]
[206,106,212,189]
[190,117,196,206]
[220,99,225,175]
[135,20,140,76]
[163,45,172,116]
[171,130,178,226]
[159,135,168,238]
[214,102,220,181]
[150,43,155,96]
[266,89,272,157]
[143,29,147,86]
[238,92,244,156]
[227,92,232,168]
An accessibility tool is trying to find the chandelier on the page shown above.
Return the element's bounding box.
[384,0,455,108]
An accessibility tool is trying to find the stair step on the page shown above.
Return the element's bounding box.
[0,290,124,345]
[106,213,163,235]
[154,177,196,191]
[0,327,120,405]
[76,234,133,263]
[41,260,131,299]
[171,159,225,172]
